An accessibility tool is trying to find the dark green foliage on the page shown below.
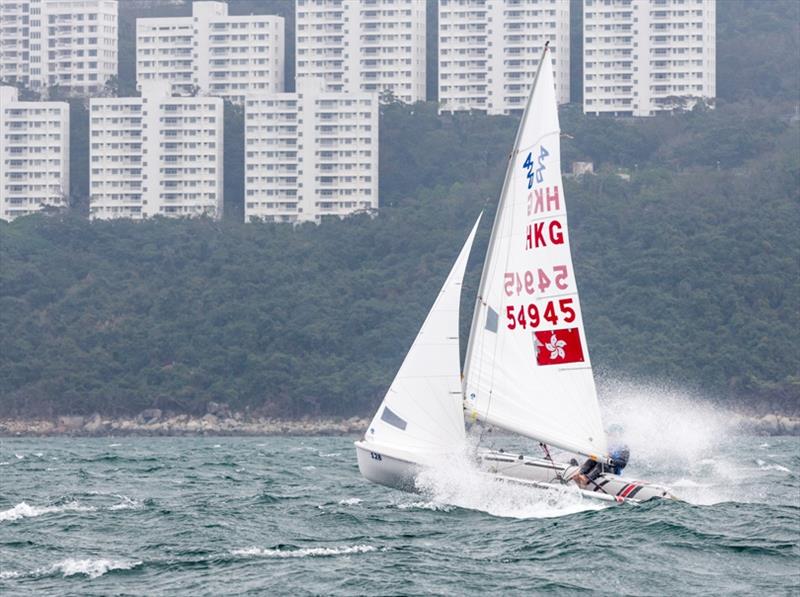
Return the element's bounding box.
[1,0,798,419]
[379,102,517,204]
[66,98,90,215]
[1,104,798,417]
[569,0,583,105]
[0,196,483,417]
[426,0,438,102]
[223,101,244,222]
[37,88,91,215]
[717,0,800,102]
[568,156,799,415]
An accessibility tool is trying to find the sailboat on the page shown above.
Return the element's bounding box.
[355,45,675,504]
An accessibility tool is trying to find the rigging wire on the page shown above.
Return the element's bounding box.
[539,442,566,484]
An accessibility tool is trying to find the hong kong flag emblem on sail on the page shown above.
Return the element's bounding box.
[533,328,585,365]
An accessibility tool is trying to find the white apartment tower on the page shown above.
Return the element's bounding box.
[136,1,284,103]
[90,82,223,220]
[244,79,378,224]
[295,0,426,104]
[583,0,716,116]
[439,0,571,115]
[0,0,118,96]
[0,85,69,220]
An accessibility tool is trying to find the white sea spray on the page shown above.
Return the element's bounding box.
[596,379,794,505]
[414,442,606,519]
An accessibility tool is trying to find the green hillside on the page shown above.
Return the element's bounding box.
[0,0,798,418]
[1,100,798,417]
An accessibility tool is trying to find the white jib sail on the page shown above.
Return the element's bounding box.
[364,214,482,458]
[463,47,607,460]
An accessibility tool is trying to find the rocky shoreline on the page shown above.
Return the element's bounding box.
[0,407,370,438]
[0,406,798,437]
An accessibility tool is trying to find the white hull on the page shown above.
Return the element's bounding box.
[478,450,676,502]
[355,441,419,492]
[355,442,676,504]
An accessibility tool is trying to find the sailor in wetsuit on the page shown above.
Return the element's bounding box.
[573,425,629,489]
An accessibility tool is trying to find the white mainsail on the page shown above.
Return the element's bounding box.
[364,214,482,457]
[463,46,607,459]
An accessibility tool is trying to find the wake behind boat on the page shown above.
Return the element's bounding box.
[355,44,676,505]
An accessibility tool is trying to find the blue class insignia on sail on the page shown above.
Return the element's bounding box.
[523,145,549,188]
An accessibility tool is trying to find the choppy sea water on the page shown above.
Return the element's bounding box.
[0,428,798,595]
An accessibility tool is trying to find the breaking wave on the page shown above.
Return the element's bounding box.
[756,459,791,473]
[0,501,95,523]
[52,558,142,579]
[395,500,454,512]
[338,497,362,506]
[0,559,142,581]
[0,495,147,522]
[231,545,377,559]
[107,495,145,511]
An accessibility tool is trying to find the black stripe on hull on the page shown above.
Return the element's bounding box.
[594,479,611,493]
[626,485,645,500]
[616,483,633,497]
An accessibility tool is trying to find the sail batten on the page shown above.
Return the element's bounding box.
[463,46,608,458]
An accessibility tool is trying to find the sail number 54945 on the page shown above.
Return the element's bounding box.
[506,299,576,330]
[503,265,568,296]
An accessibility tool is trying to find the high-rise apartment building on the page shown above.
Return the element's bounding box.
[136,1,284,103]
[0,0,118,96]
[438,0,570,115]
[0,85,69,221]
[244,78,378,224]
[0,1,29,86]
[583,0,716,116]
[295,0,426,104]
[89,82,223,220]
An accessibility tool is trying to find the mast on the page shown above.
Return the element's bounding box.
[462,43,551,400]
[460,43,609,461]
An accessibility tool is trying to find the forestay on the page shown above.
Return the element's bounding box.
[364,215,482,456]
[463,47,607,459]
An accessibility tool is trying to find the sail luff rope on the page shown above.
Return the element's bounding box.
[466,44,553,444]
[462,43,551,413]
[480,153,518,436]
